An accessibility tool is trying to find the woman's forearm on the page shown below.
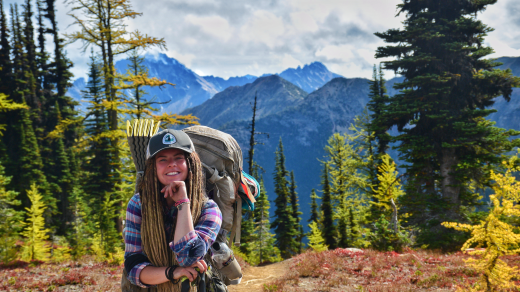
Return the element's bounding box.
[139,266,168,285]
[174,203,195,244]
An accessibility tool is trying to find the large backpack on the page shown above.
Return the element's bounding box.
[183,125,255,247]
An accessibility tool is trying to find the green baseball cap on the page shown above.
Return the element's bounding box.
[146,129,194,160]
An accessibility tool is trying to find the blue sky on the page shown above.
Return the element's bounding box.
[3,0,520,80]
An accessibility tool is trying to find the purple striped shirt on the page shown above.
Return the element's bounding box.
[123,193,222,288]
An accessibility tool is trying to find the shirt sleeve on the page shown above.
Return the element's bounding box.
[170,200,222,267]
[124,193,154,288]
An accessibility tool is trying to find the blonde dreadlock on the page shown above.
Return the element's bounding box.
[139,151,206,292]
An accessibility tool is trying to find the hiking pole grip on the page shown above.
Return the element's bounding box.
[181,279,191,292]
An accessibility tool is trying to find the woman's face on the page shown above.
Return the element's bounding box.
[155,148,189,186]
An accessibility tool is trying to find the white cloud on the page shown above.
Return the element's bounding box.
[3,0,519,80]
[185,14,232,42]
[240,10,285,48]
[281,54,303,69]
[164,51,196,68]
[290,12,318,32]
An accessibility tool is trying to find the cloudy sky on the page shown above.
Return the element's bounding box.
[4,0,520,80]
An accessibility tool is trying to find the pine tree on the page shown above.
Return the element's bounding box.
[0,163,23,263]
[271,138,298,258]
[307,221,328,252]
[18,100,52,211]
[21,183,51,261]
[289,171,302,253]
[308,189,319,225]
[0,0,12,95]
[250,177,281,265]
[320,163,336,249]
[81,51,119,253]
[367,64,391,174]
[375,0,520,249]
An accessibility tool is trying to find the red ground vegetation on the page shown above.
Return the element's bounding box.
[0,253,249,291]
[263,248,520,292]
[0,256,122,291]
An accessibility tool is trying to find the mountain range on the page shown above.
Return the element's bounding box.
[66,54,520,230]
[181,56,520,229]
[67,53,342,113]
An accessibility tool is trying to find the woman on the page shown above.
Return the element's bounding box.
[123,129,222,291]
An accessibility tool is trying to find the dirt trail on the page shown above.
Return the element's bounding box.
[228,260,291,292]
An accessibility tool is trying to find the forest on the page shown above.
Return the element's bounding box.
[0,0,519,291]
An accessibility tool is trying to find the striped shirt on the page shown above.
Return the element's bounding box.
[124,193,222,288]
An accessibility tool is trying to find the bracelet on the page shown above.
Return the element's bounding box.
[165,265,179,284]
[176,201,190,211]
[174,198,190,207]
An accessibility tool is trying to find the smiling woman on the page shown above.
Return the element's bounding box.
[122,129,222,292]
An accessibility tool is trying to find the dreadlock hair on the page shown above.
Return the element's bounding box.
[138,150,206,292]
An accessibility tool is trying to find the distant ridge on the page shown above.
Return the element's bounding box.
[181,75,308,128]
[66,54,342,113]
[279,62,342,93]
[203,75,257,92]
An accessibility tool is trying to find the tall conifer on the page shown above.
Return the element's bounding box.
[375,0,520,248]
[289,171,302,252]
[272,138,298,258]
[320,163,336,249]
[250,177,281,265]
[308,189,319,225]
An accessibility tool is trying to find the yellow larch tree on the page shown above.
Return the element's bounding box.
[21,184,51,261]
[443,155,520,292]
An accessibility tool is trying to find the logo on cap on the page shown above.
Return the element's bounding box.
[162,133,176,145]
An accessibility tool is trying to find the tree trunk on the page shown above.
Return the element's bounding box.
[440,147,460,220]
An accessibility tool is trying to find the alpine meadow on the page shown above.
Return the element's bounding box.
[0,0,519,291]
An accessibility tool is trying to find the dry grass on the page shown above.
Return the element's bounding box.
[262,248,520,292]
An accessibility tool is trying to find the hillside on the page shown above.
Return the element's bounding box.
[180,75,309,128]
[220,77,371,224]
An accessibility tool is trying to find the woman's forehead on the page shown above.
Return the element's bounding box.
[156,148,185,157]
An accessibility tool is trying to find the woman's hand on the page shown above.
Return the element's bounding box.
[161,181,188,202]
[191,259,207,274]
[173,261,206,282]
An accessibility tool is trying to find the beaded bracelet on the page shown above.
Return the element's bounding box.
[176,201,190,210]
[174,198,190,207]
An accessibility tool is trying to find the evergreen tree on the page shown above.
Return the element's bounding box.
[289,171,302,253]
[0,163,23,263]
[271,138,298,258]
[308,189,319,225]
[21,183,51,261]
[320,163,336,249]
[18,100,52,211]
[250,177,281,265]
[81,52,119,252]
[0,0,12,95]
[367,64,391,167]
[375,0,520,249]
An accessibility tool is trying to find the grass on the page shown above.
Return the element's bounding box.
[262,248,520,292]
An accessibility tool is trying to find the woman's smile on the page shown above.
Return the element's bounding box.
[155,148,189,186]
